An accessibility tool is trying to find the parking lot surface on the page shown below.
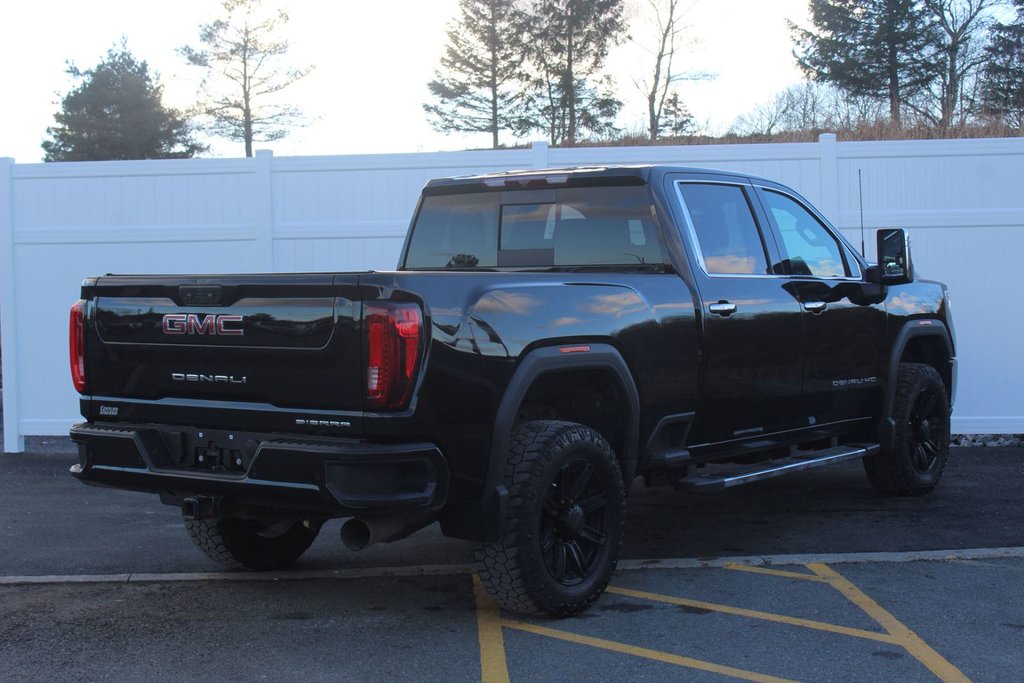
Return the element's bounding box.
[2,437,1022,682]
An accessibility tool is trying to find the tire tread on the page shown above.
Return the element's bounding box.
[184,517,319,570]
[475,420,624,616]
[864,362,949,496]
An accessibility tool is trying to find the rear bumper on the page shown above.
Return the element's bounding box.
[69,422,449,517]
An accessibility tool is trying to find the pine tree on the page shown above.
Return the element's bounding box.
[791,0,939,126]
[518,0,627,145]
[423,0,524,149]
[981,0,1024,128]
[660,91,694,137]
[42,45,204,161]
[180,0,312,157]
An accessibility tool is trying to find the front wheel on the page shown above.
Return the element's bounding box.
[475,420,625,616]
[864,362,950,496]
[184,516,321,570]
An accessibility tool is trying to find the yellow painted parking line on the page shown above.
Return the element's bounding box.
[606,585,897,644]
[724,563,829,582]
[808,563,972,683]
[474,574,800,682]
[502,620,798,683]
[475,563,971,682]
[472,575,511,683]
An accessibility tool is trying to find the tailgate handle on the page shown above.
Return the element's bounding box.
[180,285,223,306]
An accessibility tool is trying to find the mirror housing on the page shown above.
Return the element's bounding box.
[872,228,914,285]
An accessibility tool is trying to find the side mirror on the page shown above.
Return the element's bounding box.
[873,228,913,285]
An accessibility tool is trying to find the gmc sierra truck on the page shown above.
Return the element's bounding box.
[69,166,955,616]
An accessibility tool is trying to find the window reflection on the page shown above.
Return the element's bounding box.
[678,183,769,275]
[761,191,849,278]
[404,186,665,269]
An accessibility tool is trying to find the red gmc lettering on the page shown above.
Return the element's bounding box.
[162,314,187,334]
[161,314,244,336]
[215,315,244,336]
[188,314,217,335]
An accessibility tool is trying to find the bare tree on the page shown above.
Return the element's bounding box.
[730,89,792,137]
[779,82,831,130]
[921,0,996,129]
[180,0,312,157]
[632,0,708,140]
[981,0,1024,129]
[827,90,888,130]
[731,82,886,136]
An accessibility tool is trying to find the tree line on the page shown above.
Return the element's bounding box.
[43,0,311,161]
[424,0,698,147]
[43,0,1024,161]
[427,0,1024,146]
[772,0,1024,136]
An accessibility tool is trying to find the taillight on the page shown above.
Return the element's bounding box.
[365,302,423,410]
[69,300,86,393]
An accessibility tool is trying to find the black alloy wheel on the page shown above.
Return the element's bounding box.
[475,420,625,616]
[908,387,946,476]
[864,362,950,495]
[540,458,610,586]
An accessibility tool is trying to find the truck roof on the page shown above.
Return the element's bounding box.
[423,165,762,192]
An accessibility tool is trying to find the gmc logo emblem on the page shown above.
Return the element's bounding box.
[162,313,244,336]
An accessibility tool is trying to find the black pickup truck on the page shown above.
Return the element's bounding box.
[69,166,955,615]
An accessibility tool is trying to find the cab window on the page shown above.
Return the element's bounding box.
[677,183,770,275]
[760,190,850,278]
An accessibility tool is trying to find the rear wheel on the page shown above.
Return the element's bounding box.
[475,420,625,616]
[864,363,950,495]
[184,517,321,570]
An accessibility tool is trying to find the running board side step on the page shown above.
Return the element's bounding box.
[676,444,880,492]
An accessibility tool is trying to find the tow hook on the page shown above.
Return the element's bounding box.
[181,496,217,521]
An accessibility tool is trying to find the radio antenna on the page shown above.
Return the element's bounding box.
[858,169,866,257]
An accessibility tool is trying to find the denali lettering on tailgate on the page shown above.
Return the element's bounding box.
[171,373,247,384]
[162,313,244,336]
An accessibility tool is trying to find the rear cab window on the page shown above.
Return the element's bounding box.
[403,186,667,270]
[675,182,771,276]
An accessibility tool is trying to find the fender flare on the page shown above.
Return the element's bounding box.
[480,343,640,537]
[879,320,955,449]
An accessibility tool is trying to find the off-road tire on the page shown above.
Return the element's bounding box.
[864,362,950,496]
[184,517,321,570]
[475,420,625,617]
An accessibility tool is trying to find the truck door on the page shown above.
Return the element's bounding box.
[753,185,887,427]
[669,176,806,445]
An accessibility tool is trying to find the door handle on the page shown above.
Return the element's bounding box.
[803,301,827,313]
[709,302,737,316]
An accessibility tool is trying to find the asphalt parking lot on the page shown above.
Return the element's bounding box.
[2,433,1023,682]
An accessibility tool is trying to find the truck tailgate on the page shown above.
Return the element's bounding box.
[82,274,366,421]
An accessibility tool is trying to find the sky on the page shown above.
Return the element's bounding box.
[0,0,811,163]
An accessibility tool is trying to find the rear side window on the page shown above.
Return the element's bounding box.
[677,183,770,275]
[403,186,665,269]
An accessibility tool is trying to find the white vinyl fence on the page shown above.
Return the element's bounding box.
[2,135,1023,452]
